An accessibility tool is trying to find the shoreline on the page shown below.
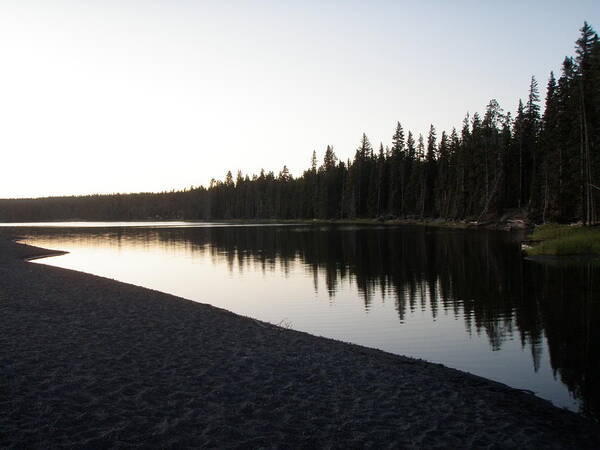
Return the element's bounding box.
[1,238,598,447]
[0,216,530,231]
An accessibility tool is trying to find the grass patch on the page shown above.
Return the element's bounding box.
[529,223,579,240]
[526,224,600,256]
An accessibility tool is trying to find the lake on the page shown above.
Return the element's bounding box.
[4,222,599,418]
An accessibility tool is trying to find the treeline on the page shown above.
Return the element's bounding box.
[1,23,599,224]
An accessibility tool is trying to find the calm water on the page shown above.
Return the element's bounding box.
[5,222,600,418]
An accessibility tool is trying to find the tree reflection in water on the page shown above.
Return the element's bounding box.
[16,224,600,418]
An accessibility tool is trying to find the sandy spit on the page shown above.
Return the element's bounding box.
[1,238,599,449]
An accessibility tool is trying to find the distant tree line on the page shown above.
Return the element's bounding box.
[1,23,599,224]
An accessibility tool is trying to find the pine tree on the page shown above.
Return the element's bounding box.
[480,99,504,219]
[424,125,437,217]
[436,131,450,217]
[416,134,426,217]
[448,128,461,218]
[404,131,416,215]
[540,72,559,221]
[525,76,541,214]
[389,122,405,216]
[556,57,580,220]
[355,133,373,216]
[513,100,526,209]
[575,22,599,224]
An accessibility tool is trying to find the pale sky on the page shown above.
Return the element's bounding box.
[1,0,599,198]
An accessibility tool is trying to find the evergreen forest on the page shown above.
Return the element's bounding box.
[2,23,599,225]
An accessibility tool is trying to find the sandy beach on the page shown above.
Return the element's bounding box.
[1,237,599,448]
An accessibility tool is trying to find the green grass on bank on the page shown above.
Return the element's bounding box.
[526,224,600,256]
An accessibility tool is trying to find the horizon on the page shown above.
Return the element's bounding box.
[1,1,599,199]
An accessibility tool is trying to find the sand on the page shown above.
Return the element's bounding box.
[1,237,599,448]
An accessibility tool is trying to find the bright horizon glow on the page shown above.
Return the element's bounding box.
[1,1,599,199]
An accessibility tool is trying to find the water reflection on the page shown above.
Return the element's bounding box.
[11,224,600,418]
[526,259,600,419]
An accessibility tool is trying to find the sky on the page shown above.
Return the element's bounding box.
[1,1,599,199]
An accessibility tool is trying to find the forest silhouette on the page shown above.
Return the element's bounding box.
[1,23,599,225]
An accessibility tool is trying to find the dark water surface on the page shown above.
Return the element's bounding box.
[5,222,600,418]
